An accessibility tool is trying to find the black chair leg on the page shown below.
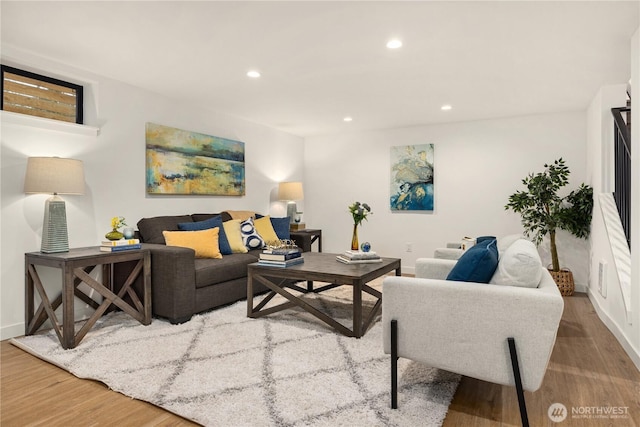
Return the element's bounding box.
[391,319,398,409]
[508,337,530,427]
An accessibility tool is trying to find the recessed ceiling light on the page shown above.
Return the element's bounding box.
[247,70,261,78]
[386,39,402,49]
[343,117,353,122]
[441,104,452,111]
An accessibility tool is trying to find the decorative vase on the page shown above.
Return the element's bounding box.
[351,224,359,251]
[105,229,124,241]
[122,227,135,239]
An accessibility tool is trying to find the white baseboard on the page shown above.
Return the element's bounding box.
[1,322,24,341]
[402,266,415,276]
[587,289,640,371]
[574,283,588,293]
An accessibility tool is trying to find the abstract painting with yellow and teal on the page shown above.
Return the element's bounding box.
[390,144,434,211]
[146,123,245,195]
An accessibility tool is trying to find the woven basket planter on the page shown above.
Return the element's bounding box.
[549,269,575,296]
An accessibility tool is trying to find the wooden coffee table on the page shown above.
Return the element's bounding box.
[247,252,401,338]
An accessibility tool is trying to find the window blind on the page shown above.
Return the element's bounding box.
[1,65,83,124]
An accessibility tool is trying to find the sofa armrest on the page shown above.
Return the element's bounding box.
[382,270,563,392]
[142,243,196,323]
[415,258,457,280]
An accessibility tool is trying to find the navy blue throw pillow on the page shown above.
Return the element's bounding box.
[476,235,496,244]
[446,238,498,283]
[178,216,232,255]
[270,217,290,240]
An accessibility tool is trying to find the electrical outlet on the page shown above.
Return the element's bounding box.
[406,242,412,252]
[598,260,607,298]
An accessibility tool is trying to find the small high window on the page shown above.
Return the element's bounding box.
[1,65,83,124]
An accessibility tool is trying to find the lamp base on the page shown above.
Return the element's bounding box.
[41,196,69,253]
[287,201,297,224]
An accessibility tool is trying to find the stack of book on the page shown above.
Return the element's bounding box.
[258,247,304,267]
[100,239,142,252]
[336,250,382,264]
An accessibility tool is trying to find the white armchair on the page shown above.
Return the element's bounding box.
[382,253,564,426]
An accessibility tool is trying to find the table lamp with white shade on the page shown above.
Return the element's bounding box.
[278,181,303,224]
[24,157,85,253]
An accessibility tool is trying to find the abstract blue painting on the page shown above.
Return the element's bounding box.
[390,144,434,211]
[146,123,245,195]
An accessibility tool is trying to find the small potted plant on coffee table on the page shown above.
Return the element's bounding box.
[505,158,593,295]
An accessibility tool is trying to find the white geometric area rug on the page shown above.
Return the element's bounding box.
[11,283,460,427]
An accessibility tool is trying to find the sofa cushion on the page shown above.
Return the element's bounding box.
[254,215,280,245]
[137,215,193,244]
[163,228,222,259]
[178,215,233,255]
[194,253,258,288]
[222,219,249,253]
[240,217,266,250]
[446,238,498,283]
[490,239,542,288]
[270,217,291,240]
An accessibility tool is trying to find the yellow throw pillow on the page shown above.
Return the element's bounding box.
[254,215,280,246]
[162,228,222,259]
[222,219,248,253]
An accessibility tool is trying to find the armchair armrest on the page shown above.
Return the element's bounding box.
[142,243,196,324]
[382,270,563,392]
[415,257,456,279]
[433,248,463,260]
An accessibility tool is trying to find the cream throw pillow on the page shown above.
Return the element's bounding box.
[222,219,249,253]
[224,210,256,221]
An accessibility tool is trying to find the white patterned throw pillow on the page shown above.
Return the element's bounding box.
[240,217,266,250]
[490,238,542,288]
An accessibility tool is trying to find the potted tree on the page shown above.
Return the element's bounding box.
[505,158,593,295]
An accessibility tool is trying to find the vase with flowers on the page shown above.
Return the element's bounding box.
[105,216,127,241]
[348,201,372,250]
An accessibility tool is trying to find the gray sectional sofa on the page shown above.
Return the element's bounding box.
[116,212,285,324]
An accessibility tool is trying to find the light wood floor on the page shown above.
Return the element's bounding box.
[2,294,639,426]
[443,293,640,426]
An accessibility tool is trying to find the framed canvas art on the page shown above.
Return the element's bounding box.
[145,123,245,195]
[390,144,434,211]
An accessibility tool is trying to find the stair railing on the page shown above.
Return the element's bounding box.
[611,106,631,249]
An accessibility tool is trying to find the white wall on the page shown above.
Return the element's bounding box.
[585,84,637,360]
[0,49,304,339]
[632,27,640,363]
[304,112,588,279]
[631,28,640,369]
[584,27,640,369]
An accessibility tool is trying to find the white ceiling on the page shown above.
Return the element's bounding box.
[1,1,638,137]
